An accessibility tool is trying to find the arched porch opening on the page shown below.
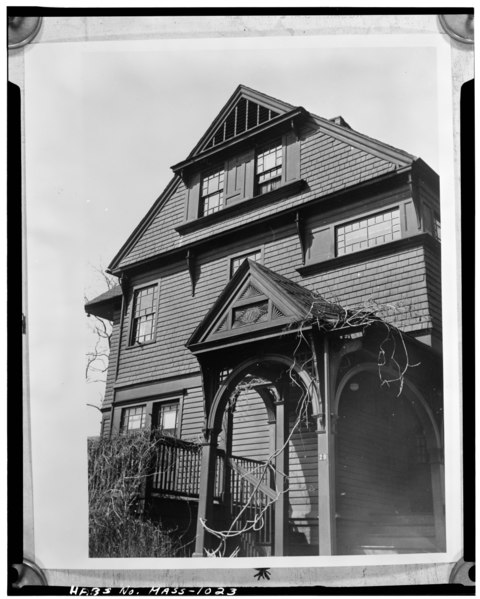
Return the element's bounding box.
[194,354,322,557]
[334,363,445,555]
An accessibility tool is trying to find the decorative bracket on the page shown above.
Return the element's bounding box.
[295,211,306,265]
[290,117,300,140]
[408,171,422,231]
[186,249,196,296]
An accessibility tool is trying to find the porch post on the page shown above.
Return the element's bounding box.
[317,335,335,555]
[274,394,288,556]
[193,428,219,557]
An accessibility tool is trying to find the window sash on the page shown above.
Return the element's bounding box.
[256,143,282,194]
[157,402,179,436]
[131,285,158,344]
[200,168,224,216]
[336,208,401,256]
[121,405,147,432]
[230,250,262,277]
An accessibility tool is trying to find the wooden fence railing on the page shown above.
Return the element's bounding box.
[227,457,275,556]
[150,435,226,499]
[149,435,275,556]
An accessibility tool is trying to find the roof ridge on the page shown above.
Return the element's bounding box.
[310,112,416,165]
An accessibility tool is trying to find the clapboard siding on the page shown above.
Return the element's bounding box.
[231,389,271,461]
[101,308,121,410]
[287,387,318,525]
[180,386,205,442]
[335,372,434,555]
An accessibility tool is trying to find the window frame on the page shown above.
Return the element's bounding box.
[127,281,161,348]
[152,400,181,438]
[198,165,225,218]
[255,139,284,196]
[120,404,147,434]
[335,207,402,257]
[228,247,264,279]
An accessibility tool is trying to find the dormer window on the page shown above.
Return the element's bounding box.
[256,141,283,195]
[199,167,225,217]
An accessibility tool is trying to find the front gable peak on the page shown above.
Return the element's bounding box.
[187,85,297,159]
[187,260,342,352]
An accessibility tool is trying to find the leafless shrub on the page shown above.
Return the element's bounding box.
[88,431,179,557]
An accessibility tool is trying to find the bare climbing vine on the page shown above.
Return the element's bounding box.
[200,294,422,556]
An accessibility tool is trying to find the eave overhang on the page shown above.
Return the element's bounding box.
[85,285,123,320]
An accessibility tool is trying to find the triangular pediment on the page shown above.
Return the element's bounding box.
[187,260,337,351]
[189,85,295,158]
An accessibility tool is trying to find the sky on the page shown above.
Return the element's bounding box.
[21,29,462,571]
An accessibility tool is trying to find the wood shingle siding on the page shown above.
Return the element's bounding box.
[117,120,400,269]
[109,232,438,395]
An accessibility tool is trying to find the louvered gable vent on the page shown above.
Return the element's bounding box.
[205,97,280,150]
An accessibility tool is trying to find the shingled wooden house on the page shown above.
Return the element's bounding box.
[85,85,444,558]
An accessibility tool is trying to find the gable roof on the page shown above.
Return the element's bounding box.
[188,84,297,158]
[108,86,419,273]
[187,259,344,351]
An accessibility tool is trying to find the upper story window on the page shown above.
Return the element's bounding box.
[199,167,225,217]
[130,284,158,344]
[256,141,283,195]
[336,208,401,256]
[230,249,262,277]
[180,130,301,230]
[121,405,146,433]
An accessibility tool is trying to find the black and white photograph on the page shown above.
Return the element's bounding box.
[9,10,472,591]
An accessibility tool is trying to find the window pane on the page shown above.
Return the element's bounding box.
[132,285,157,343]
[256,143,282,194]
[122,405,146,432]
[230,250,262,277]
[336,208,401,256]
[200,168,224,217]
[159,403,178,435]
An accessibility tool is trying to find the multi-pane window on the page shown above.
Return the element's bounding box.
[230,250,262,277]
[336,208,401,256]
[131,285,158,344]
[121,405,146,433]
[256,142,283,194]
[200,168,224,217]
[433,214,441,241]
[155,402,179,436]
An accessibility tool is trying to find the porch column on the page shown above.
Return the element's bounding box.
[223,409,234,510]
[274,395,288,556]
[317,335,335,555]
[429,447,446,551]
[193,429,219,557]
